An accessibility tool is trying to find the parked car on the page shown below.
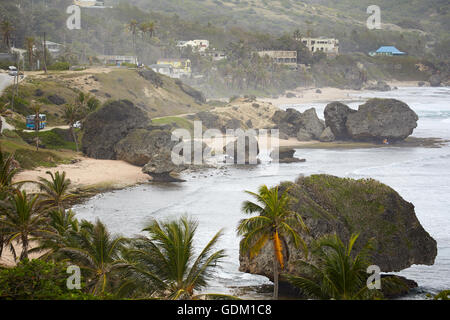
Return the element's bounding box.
[8,66,17,76]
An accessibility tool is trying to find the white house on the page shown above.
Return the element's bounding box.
[300,37,339,55]
[176,40,210,52]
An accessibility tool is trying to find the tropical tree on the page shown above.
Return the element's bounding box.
[86,96,100,113]
[127,19,139,57]
[62,104,81,152]
[127,216,225,299]
[0,189,47,261]
[32,208,80,260]
[284,233,383,300]
[0,148,20,257]
[0,20,14,51]
[25,37,35,70]
[36,171,74,210]
[237,185,308,299]
[61,219,129,296]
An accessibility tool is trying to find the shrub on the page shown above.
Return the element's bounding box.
[48,62,70,71]
[0,259,96,300]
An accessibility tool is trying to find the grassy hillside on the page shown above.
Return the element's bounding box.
[0,68,210,126]
[128,0,449,37]
[0,129,76,170]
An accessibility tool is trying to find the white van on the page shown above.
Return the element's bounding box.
[8,66,18,76]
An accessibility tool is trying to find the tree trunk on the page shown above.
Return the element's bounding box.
[273,243,279,300]
[20,234,29,261]
[71,125,79,152]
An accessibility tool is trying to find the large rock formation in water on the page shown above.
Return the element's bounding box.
[224,134,260,164]
[272,108,325,140]
[324,102,357,139]
[82,100,149,159]
[345,99,418,142]
[114,129,176,166]
[239,175,437,283]
[81,100,189,181]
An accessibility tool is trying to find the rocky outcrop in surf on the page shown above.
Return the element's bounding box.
[345,98,418,142]
[239,175,437,290]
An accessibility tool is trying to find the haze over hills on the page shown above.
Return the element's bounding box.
[126,0,449,38]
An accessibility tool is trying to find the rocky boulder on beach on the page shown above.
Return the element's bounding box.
[142,150,186,182]
[82,100,149,159]
[239,175,437,289]
[224,134,260,164]
[324,102,357,139]
[114,129,176,166]
[270,147,306,163]
[272,108,325,140]
[345,98,418,142]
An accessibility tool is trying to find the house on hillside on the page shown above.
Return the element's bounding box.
[98,55,138,66]
[176,40,210,52]
[74,0,106,8]
[149,64,174,78]
[154,58,192,78]
[300,37,339,56]
[369,46,407,56]
[201,49,227,61]
[45,41,64,56]
[256,50,297,68]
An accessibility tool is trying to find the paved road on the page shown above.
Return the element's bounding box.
[0,73,14,95]
[0,73,15,133]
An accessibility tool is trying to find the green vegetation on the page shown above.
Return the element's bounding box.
[284,233,383,300]
[0,259,97,300]
[151,116,194,132]
[237,185,308,299]
[0,155,228,299]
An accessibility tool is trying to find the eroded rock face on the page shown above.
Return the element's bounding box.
[429,74,441,87]
[272,108,324,140]
[142,150,186,182]
[270,147,306,163]
[365,81,391,92]
[239,175,437,282]
[299,108,325,139]
[319,127,335,142]
[114,129,175,166]
[224,134,260,164]
[346,99,418,142]
[82,100,149,159]
[324,102,357,139]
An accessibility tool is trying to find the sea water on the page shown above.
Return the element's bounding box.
[73,87,450,299]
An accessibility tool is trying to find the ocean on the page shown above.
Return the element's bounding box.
[73,86,450,299]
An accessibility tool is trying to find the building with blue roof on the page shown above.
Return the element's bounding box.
[369,46,407,56]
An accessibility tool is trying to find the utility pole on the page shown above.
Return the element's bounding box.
[43,32,47,74]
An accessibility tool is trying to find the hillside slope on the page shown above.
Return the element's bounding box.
[0,68,210,126]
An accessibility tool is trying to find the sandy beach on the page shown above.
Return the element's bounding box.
[14,157,150,193]
[260,82,421,107]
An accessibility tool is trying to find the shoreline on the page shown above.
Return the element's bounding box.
[260,81,422,107]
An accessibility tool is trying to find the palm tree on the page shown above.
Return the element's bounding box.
[0,20,14,51]
[0,189,47,261]
[284,233,384,300]
[62,104,81,152]
[237,185,308,299]
[127,216,225,299]
[0,148,19,258]
[86,96,100,113]
[61,219,129,296]
[25,37,35,71]
[127,19,138,58]
[32,208,80,260]
[36,171,74,210]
